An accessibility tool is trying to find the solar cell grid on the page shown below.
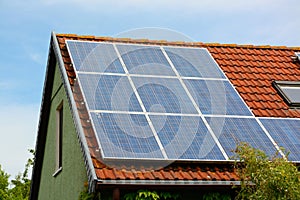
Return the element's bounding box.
[185,79,252,116]
[260,118,300,161]
[164,47,225,78]
[150,115,225,160]
[67,41,124,73]
[91,112,164,159]
[206,117,278,158]
[78,74,143,112]
[117,44,176,76]
[131,76,198,114]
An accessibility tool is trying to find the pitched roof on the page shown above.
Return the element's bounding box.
[56,33,300,184]
[32,33,300,196]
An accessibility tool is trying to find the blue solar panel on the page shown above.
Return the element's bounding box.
[117,44,176,76]
[91,112,164,158]
[67,41,124,73]
[260,118,300,161]
[164,47,225,78]
[78,74,143,112]
[206,117,277,158]
[131,77,198,114]
[185,79,252,116]
[150,115,225,160]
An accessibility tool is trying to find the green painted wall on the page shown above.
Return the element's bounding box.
[37,64,88,199]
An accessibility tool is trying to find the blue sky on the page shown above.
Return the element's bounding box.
[0,0,300,178]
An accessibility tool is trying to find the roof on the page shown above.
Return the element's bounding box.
[31,33,300,196]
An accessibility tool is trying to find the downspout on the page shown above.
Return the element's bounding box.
[51,32,99,192]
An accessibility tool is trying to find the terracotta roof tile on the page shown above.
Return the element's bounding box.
[112,168,125,180]
[151,170,165,180]
[143,170,155,180]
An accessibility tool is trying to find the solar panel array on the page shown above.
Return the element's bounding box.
[67,40,300,162]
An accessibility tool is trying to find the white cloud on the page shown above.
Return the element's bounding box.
[0,104,39,179]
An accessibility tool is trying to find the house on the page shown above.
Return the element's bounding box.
[30,32,300,200]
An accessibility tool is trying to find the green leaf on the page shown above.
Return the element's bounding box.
[234,142,300,200]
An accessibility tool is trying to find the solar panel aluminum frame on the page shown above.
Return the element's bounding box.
[272,81,300,108]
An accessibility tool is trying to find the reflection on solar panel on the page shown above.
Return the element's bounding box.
[131,77,197,114]
[78,74,143,112]
[206,117,277,158]
[164,47,225,78]
[185,79,252,115]
[67,41,124,73]
[91,112,164,159]
[150,115,225,160]
[260,118,300,161]
[66,40,299,162]
[117,44,175,76]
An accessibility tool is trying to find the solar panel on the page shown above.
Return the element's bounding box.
[260,118,300,161]
[66,40,299,163]
[164,47,225,78]
[131,76,197,114]
[67,41,124,73]
[205,117,278,158]
[150,115,225,160]
[78,74,143,112]
[91,112,164,159]
[117,44,176,76]
[185,79,252,116]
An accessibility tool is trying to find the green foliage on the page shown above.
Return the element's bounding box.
[160,192,179,200]
[202,192,231,200]
[123,189,179,200]
[79,184,101,200]
[0,149,34,200]
[234,142,300,200]
[0,165,10,200]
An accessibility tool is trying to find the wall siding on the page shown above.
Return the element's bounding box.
[37,63,88,199]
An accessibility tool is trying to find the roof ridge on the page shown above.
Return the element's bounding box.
[56,33,300,50]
